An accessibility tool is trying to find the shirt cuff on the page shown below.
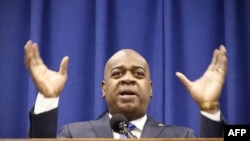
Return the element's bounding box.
[200,110,221,122]
[34,92,59,114]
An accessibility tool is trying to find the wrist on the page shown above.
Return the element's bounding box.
[199,101,220,114]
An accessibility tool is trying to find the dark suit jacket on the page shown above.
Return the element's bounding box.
[29,108,225,138]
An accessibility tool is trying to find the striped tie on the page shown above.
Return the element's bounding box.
[120,122,136,139]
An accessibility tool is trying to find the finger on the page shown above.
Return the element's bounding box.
[175,72,192,89]
[59,56,69,75]
[212,45,227,73]
[24,40,33,68]
[208,45,226,72]
[31,42,44,66]
[218,45,227,70]
[207,48,219,71]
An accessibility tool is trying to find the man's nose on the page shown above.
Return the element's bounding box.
[121,72,135,84]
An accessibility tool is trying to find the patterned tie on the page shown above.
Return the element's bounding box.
[119,122,136,139]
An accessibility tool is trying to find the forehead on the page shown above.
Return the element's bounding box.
[106,50,148,70]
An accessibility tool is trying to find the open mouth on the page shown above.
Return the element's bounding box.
[119,90,137,100]
[120,92,136,96]
[119,89,137,96]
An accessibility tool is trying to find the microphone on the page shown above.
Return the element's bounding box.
[110,113,137,139]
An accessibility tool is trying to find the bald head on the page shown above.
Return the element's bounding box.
[104,49,150,80]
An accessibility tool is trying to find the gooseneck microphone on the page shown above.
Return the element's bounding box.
[110,113,137,139]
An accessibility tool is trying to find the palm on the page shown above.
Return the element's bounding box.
[185,68,225,103]
[176,45,227,104]
[31,64,67,97]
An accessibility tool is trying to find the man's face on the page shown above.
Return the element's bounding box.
[102,49,152,120]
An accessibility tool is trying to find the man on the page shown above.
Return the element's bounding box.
[25,40,227,138]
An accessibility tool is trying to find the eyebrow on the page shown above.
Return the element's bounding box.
[111,65,146,72]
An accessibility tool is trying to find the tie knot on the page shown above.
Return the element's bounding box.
[127,122,136,131]
[119,122,137,139]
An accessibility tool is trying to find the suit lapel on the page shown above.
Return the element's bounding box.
[90,113,113,138]
[141,115,165,138]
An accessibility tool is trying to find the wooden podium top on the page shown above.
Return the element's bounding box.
[0,138,223,141]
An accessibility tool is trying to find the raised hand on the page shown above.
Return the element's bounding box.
[176,45,227,112]
[24,40,69,97]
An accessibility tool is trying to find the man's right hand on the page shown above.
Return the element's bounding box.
[24,40,69,98]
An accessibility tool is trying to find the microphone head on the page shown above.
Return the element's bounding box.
[110,113,128,133]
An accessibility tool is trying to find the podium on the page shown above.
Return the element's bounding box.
[0,138,223,141]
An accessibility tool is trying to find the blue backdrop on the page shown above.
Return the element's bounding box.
[0,0,249,138]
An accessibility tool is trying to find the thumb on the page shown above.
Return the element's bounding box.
[175,72,192,89]
[59,56,69,75]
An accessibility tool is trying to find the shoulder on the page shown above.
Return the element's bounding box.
[57,113,111,138]
[163,125,197,137]
[57,120,102,138]
[61,112,110,129]
[145,115,197,138]
[59,120,94,133]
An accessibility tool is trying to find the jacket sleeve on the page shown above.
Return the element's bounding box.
[28,107,58,138]
[199,113,226,137]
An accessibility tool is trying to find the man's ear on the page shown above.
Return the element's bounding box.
[101,80,106,98]
[150,81,153,98]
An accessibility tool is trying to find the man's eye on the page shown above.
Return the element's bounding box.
[135,71,145,77]
[112,71,122,77]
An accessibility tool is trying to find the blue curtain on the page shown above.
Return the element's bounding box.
[0,0,249,138]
